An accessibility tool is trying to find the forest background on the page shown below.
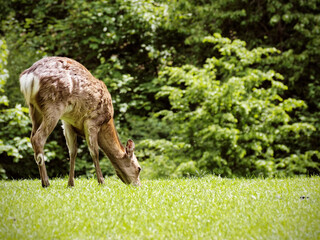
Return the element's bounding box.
[0,0,319,180]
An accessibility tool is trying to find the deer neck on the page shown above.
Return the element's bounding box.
[98,119,126,162]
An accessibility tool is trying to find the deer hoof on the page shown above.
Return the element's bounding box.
[68,179,75,187]
[42,179,50,188]
[99,177,105,185]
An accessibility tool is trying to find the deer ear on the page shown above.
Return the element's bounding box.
[125,139,135,158]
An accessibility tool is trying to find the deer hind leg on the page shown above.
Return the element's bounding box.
[29,104,49,187]
[29,104,42,139]
[62,121,77,187]
[30,106,61,187]
[84,120,105,185]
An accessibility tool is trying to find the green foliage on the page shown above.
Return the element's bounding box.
[0,105,32,161]
[141,34,318,178]
[1,0,319,179]
[2,0,169,112]
[1,177,320,239]
[0,39,35,179]
[162,0,320,167]
[0,39,9,179]
[0,39,9,105]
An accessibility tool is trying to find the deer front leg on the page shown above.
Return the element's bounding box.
[62,121,78,187]
[84,120,105,185]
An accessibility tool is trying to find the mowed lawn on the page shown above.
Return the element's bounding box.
[0,176,319,239]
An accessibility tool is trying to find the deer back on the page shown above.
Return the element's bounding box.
[19,57,114,132]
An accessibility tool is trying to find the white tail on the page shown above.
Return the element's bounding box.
[20,57,141,187]
[19,72,40,105]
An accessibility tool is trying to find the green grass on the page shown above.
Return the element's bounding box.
[0,176,319,240]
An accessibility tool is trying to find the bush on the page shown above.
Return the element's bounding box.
[140,34,319,178]
[2,1,319,179]
[0,39,34,179]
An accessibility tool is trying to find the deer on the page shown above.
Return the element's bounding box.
[19,56,141,187]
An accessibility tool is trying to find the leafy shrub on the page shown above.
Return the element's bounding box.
[2,1,319,179]
[0,39,33,178]
[140,34,319,178]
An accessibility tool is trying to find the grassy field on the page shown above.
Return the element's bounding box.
[0,176,319,240]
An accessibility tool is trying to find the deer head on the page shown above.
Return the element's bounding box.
[113,140,141,186]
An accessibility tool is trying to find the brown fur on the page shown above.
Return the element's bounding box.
[20,57,141,187]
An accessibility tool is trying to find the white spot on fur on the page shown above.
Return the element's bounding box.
[66,72,73,93]
[36,153,45,165]
[19,73,40,104]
